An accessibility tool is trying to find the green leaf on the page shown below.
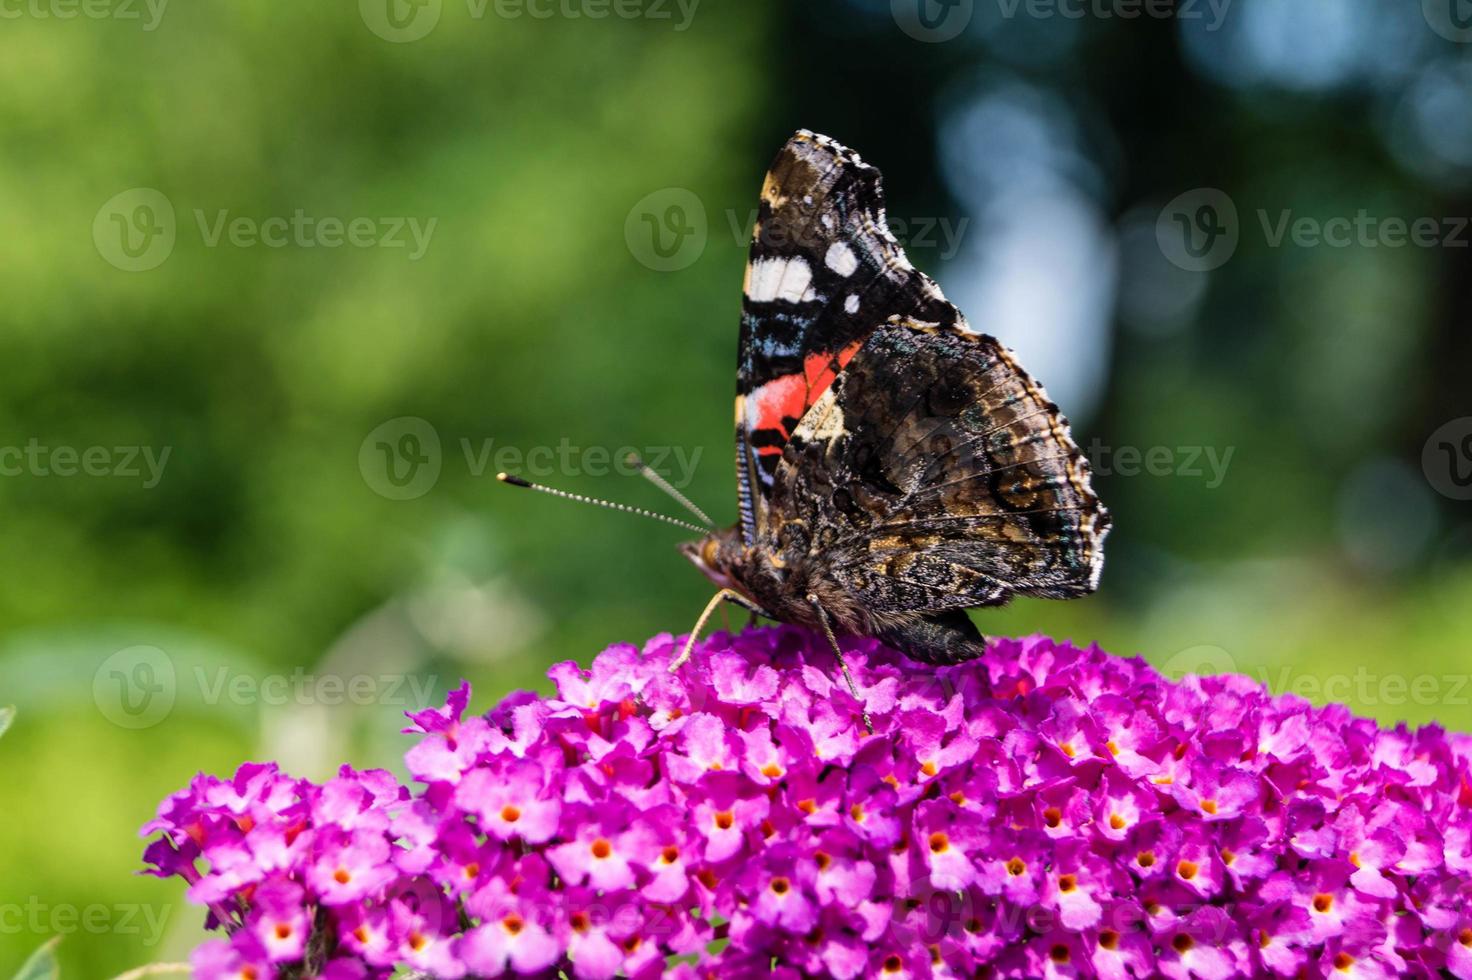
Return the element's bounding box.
[12,937,59,980]
[0,705,14,740]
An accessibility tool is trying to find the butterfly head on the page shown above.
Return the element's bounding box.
[679,526,743,589]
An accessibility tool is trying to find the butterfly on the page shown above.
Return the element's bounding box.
[672,130,1109,682]
[501,130,1109,700]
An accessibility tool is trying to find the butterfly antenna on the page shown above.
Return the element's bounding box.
[497,472,708,535]
[625,452,714,529]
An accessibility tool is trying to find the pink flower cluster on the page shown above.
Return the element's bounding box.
[143,626,1472,978]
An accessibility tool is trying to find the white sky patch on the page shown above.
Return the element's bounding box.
[746,257,813,304]
[824,242,859,277]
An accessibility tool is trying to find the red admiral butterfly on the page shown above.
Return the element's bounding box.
[502,131,1109,700]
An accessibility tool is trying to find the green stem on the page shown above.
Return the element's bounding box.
[108,964,192,980]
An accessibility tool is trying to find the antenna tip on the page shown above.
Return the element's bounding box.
[625,451,643,467]
[497,472,531,488]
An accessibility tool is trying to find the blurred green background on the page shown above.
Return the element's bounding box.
[1,0,1470,974]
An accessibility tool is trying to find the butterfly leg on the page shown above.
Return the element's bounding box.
[669,588,742,672]
[806,594,873,735]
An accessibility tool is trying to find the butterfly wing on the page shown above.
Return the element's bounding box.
[735,130,962,546]
[766,316,1110,618]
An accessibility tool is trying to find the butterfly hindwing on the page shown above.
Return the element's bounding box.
[766,317,1110,617]
[735,130,962,546]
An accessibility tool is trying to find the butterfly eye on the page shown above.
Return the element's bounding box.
[701,537,720,566]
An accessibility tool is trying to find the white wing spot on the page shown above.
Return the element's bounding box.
[844,294,860,314]
[825,242,859,277]
[746,257,814,304]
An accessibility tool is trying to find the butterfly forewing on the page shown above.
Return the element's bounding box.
[735,130,964,546]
